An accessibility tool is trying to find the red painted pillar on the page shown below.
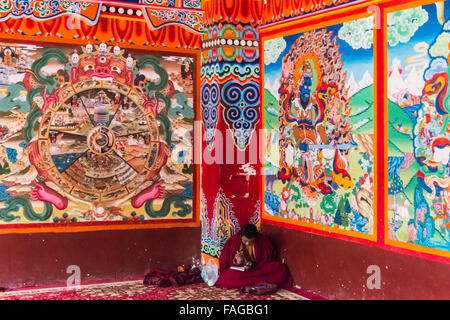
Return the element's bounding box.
[200,0,262,264]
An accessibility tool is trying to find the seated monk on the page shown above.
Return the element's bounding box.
[215,224,293,292]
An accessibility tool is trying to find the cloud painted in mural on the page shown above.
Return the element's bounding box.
[424,57,447,81]
[264,37,286,65]
[338,17,374,50]
[338,7,429,49]
[429,32,450,58]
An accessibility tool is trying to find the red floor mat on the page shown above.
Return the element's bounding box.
[0,281,309,300]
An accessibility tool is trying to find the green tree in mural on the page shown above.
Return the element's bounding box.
[345,197,352,215]
[342,212,349,228]
[339,197,350,228]
[344,196,352,227]
[334,197,350,228]
[389,173,404,218]
[334,208,342,226]
[389,174,404,195]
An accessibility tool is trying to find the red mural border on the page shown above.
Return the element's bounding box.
[259,8,379,243]
[259,0,450,263]
[0,15,202,233]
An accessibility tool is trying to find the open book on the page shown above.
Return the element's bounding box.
[230,266,246,272]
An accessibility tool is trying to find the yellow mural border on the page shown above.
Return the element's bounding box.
[383,0,450,259]
[259,10,378,243]
[0,15,202,234]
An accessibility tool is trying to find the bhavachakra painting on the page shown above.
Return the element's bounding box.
[0,42,195,226]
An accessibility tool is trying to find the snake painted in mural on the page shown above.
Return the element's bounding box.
[277,29,353,202]
[0,43,193,222]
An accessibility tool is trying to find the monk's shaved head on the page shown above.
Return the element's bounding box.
[241,224,258,239]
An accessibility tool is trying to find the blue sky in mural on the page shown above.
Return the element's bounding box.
[264,21,374,89]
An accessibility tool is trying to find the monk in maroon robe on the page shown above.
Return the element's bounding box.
[215,224,293,290]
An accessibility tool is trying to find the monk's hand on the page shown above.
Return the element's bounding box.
[233,251,243,265]
[244,261,254,271]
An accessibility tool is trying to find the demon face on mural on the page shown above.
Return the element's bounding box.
[70,44,133,86]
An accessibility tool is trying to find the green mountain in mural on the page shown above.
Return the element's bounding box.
[387,100,417,204]
[403,161,420,205]
[348,85,414,155]
[348,84,419,204]
[348,84,415,156]
[387,140,404,157]
[348,85,374,135]
[264,88,279,130]
[387,121,413,155]
[387,99,414,155]
[264,88,280,175]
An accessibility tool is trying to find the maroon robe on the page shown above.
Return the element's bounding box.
[215,233,293,289]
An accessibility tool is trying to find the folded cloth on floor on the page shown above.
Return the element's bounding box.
[143,268,174,287]
[143,265,203,288]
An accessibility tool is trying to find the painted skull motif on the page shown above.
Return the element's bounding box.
[86,43,93,54]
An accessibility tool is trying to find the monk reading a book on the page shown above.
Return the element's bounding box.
[215,224,293,293]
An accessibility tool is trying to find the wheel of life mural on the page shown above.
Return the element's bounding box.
[37,82,163,211]
[0,42,195,225]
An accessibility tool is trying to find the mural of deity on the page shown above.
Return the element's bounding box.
[263,20,375,236]
[386,3,450,254]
